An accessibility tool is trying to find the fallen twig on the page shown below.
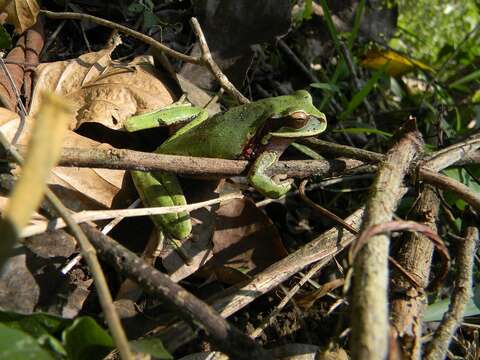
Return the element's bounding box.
[21,192,242,238]
[0,144,368,178]
[40,11,249,105]
[419,168,480,211]
[190,18,249,104]
[40,10,200,64]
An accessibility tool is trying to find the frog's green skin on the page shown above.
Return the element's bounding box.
[125,90,327,240]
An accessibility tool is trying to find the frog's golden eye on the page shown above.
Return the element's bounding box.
[289,111,308,120]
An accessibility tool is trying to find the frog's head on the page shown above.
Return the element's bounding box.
[271,90,327,138]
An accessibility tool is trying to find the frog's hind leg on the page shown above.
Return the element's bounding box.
[131,170,192,240]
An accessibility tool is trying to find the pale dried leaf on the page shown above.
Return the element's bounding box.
[0,108,125,211]
[0,0,40,33]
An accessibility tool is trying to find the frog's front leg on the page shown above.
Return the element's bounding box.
[248,136,295,199]
[125,103,206,132]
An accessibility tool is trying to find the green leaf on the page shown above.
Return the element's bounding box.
[0,25,12,49]
[130,338,173,359]
[0,323,53,360]
[310,82,340,93]
[318,0,342,56]
[424,286,480,322]
[442,167,480,210]
[127,3,144,14]
[449,68,480,89]
[143,10,160,30]
[472,89,480,103]
[63,317,114,360]
[347,0,365,49]
[333,127,392,137]
[339,68,385,121]
[291,142,324,160]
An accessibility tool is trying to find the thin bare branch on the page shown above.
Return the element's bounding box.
[40,10,201,64]
[419,168,480,211]
[189,17,249,104]
[21,192,242,238]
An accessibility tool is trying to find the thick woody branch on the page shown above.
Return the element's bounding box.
[0,145,368,178]
[425,226,478,360]
[80,224,273,360]
[351,119,424,360]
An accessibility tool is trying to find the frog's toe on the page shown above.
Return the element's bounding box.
[249,172,292,198]
[162,211,192,240]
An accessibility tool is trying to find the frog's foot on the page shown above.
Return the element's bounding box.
[248,151,292,199]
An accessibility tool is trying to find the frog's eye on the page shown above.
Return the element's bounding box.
[289,111,308,120]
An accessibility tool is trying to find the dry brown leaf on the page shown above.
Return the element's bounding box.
[207,198,288,278]
[0,0,39,33]
[31,40,175,130]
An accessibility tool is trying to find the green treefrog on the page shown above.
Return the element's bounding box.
[124,90,327,241]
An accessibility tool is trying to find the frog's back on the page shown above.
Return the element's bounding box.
[158,101,271,159]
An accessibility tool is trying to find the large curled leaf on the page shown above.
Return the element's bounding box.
[0,0,40,33]
[62,317,114,360]
[0,323,53,360]
[0,310,72,338]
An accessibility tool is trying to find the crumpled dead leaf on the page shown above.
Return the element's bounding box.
[0,0,40,33]
[31,37,175,130]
